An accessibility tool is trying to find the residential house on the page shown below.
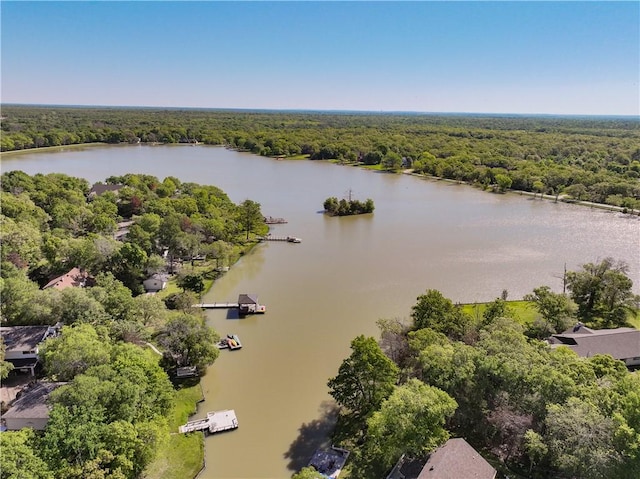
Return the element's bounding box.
[88,183,124,198]
[1,325,60,376]
[548,323,640,368]
[143,273,169,293]
[387,439,496,479]
[42,267,91,291]
[1,382,66,430]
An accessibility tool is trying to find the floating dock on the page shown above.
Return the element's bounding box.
[218,334,242,350]
[179,409,238,434]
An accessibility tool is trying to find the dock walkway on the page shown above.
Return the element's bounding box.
[179,409,238,434]
[193,302,239,309]
[259,235,302,243]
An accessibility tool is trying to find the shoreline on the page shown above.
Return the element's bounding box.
[2,142,635,216]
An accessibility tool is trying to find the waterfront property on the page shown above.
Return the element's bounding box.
[179,409,238,435]
[1,382,66,430]
[548,323,640,368]
[387,438,496,479]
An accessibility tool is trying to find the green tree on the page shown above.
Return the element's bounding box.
[238,199,263,240]
[0,429,53,479]
[411,289,470,340]
[566,258,638,327]
[291,466,326,479]
[0,337,15,380]
[327,335,399,419]
[158,314,220,370]
[41,324,112,381]
[524,286,576,337]
[177,273,205,295]
[542,397,621,479]
[495,173,512,192]
[363,379,457,471]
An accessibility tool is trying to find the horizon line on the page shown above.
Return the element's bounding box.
[2,102,639,120]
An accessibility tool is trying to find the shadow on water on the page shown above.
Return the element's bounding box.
[225,308,241,320]
[284,400,340,472]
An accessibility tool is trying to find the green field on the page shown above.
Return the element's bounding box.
[143,384,205,479]
[461,300,539,325]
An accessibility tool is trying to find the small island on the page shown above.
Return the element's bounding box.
[323,196,375,216]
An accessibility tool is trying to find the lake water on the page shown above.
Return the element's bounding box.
[2,144,639,478]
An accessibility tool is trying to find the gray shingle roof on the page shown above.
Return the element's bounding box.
[549,327,640,360]
[1,382,66,421]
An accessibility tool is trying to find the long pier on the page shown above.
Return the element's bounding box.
[259,235,302,243]
[193,302,239,309]
[179,409,238,434]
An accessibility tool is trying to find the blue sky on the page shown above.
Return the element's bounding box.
[2,1,638,115]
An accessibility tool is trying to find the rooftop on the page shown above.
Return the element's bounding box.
[42,267,90,290]
[549,325,640,360]
[417,438,496,479]
[1,325,51,352]
[1,382,66,421]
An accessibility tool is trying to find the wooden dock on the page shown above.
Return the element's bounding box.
[264,216,287,224]
[259,235,302,243]
[193,302,239,309]
[179,409,238,434]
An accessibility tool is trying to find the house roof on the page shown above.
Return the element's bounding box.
[549,326,640,360]
[1,382,66,421]
[417,438,496,479]
[1,326,51,352]
[88,183,124,196]
[42,267,89,290]
[238,294,258,305]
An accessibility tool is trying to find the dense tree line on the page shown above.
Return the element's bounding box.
[2,105,639,209]
[323,259,639,478]
[0,172,268,478]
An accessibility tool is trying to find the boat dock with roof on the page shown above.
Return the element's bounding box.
[193,294,266,314]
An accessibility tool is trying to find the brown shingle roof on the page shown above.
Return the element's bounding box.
[42,267,89,290]
[418,438,496,479]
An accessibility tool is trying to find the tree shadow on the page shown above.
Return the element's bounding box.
[284,400,340,472]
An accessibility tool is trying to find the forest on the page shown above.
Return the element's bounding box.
[1,105,639,210]
[298,260,640,479]
[0,171,268,479]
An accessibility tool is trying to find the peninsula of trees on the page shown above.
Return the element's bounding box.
[0,171,269,479]
[2,105,639,211]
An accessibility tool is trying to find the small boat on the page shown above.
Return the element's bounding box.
[217,334,242,350]
[286,236,302,243]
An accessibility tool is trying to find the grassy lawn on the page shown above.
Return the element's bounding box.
[143,383,205,479]
[461,300,539,325]
[628,310,640,329]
